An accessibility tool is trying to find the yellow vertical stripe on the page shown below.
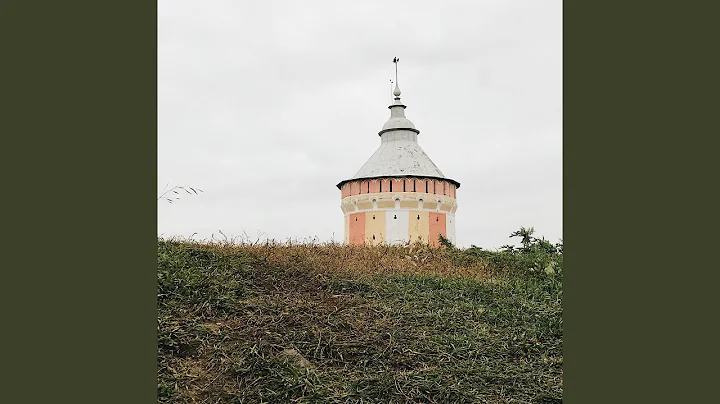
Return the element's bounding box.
[365,211,386,245]
[408,210,429,244]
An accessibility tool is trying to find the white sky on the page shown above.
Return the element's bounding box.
[158,0,562,249]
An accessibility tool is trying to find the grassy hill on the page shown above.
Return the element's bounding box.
[158,237,563,403]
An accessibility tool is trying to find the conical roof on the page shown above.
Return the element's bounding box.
[336,82,459,189]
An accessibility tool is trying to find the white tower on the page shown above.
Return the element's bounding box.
[336,59,460,246]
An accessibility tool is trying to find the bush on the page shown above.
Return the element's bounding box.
[441,227,563,278]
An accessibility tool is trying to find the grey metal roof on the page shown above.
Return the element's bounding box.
[352,136,446,178]
[337,87,459,189]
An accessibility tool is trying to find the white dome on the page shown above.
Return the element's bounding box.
[382,117,416,131]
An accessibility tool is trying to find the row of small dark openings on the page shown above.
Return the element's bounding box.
[370,214,432,221]
[357,180,447,194]
[382,181,416,192]
[359,215,440,221]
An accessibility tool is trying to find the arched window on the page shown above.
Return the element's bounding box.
[390,181,393,192]
[425,182,428,193]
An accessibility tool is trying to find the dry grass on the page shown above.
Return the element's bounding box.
[202,239,494,280]
[158,238,562,403]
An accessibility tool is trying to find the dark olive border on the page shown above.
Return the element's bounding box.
[564,1,717,403]
[4,1,157,402]
[4,0,717,402]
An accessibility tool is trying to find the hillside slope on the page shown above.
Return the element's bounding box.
[158,240,563,403]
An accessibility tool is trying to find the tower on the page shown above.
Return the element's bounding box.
[336,59,460,246]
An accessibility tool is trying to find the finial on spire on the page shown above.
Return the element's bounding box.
[392,57,401,97]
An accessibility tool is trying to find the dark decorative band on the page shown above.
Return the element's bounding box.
[336,175,461,190]
[377,127,421,136]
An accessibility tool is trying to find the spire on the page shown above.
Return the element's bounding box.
[392,57,402,101]
[335,57,460,191]
[389,57,405,109]
[380,57,418,136]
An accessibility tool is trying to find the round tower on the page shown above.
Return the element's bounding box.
[336,60,460,246]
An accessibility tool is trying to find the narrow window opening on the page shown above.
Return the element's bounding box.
[425,182,428,193]
[436,217,439,222]
[403,180,406,192]
[413,181,416,192]
[355,217,357,221]
[390,181,393,192]
[394,215,397,219]
[380,182,383,192]
[417,215,420,220]
[367,183,370,193]
[373,215,376,220]
[372,235,376,240]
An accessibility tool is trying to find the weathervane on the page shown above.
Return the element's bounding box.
[392,57,402,98]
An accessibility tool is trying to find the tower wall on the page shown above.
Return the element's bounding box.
[446,212,456,243]
[386,210,409,245]
[408,210,430,244]
[366,211,386,245]
[341,179,457,198]
[343,214,350,244]
[340,177,458,246]
[428,212,446,247]
[349,212,366,245]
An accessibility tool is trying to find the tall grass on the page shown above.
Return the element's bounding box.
[158,236,563,403]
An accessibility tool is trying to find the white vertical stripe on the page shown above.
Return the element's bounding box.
[386,210,409,245]
[447,213,456,244]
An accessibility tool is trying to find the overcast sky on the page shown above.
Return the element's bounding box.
[158,0,562,249]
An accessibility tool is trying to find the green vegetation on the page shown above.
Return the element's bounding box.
[158,230,562,403]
